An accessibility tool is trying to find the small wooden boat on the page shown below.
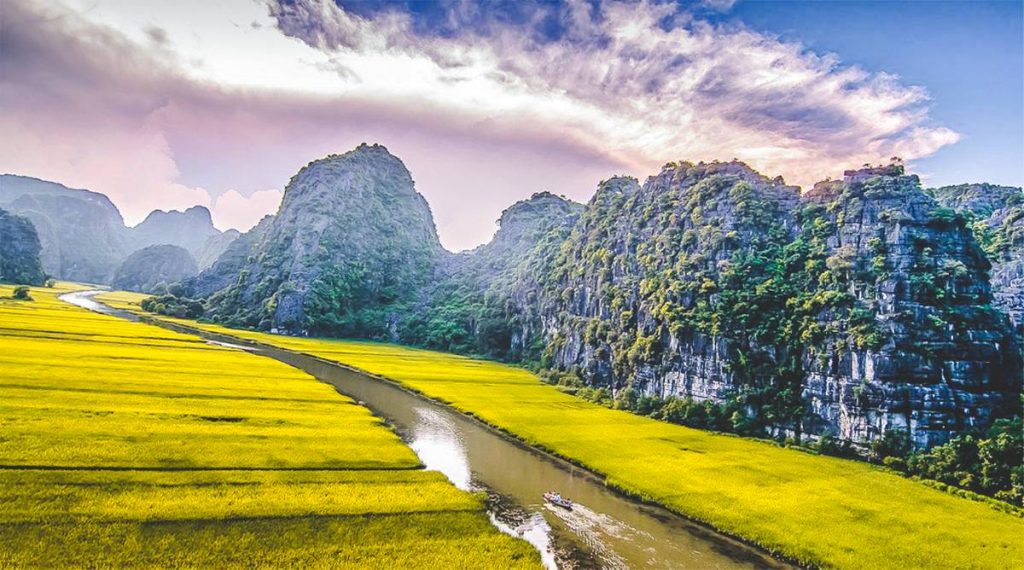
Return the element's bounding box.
[543,492,573,510]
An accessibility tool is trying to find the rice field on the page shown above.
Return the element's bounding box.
[99,290,1024,569]
[0,284,539,568]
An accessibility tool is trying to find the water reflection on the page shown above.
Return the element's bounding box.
[409,407,473,491]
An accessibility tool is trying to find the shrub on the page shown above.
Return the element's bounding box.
[12,286,31,300]
[870,428,911,463]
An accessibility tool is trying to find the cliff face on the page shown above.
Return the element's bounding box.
[112,244,199,294]
[514,163,1018,447]
[0,175,128,283]
[202,144,443,335]
[929,184,1024,343]
[800,173,1018,447]
[0,209,46,285]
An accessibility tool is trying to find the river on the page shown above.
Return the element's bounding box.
[61,291,790,570]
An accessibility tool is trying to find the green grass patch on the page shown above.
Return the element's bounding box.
[0,284,538,568]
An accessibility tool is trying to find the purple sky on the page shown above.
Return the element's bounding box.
[1,0,1014,251]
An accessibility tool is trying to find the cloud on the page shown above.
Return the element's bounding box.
[266,0,959,188]
[210,189,283,231]
[700,0,738,12]
[1,0,960,249]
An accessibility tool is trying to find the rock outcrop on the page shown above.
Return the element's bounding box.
[111,244,199,294]
[0,208,46,285]
[800,171,1018,447]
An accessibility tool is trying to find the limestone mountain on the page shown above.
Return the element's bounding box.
[0,174,128,283]
[129,206,227,260]
[202,144,443,335]
[0,209,46,285]
[502,162,1019,447]
[161,147,1022,450]
[112,244,199,294]
[187,216,274,298]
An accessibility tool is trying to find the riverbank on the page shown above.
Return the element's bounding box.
[0,283,538,567]
[97,290,1024,569]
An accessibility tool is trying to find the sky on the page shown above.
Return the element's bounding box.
[1,0,1020,251]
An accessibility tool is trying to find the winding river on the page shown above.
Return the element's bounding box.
[62,291,790,570]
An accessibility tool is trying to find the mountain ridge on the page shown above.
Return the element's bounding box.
[7,149,1022,452]
[0,175,239,281]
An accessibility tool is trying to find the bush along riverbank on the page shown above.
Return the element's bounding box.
[544,370,1023,508]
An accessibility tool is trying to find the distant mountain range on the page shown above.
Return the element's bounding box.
[2,148,1021,450]
[0,175,240,288]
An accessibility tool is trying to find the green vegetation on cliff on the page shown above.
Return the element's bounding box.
[520,162,1017,450]
[401,191,583,359]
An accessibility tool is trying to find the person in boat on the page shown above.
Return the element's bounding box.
[544,492,573,508]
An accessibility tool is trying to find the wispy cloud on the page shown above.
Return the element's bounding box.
[0,0,959,249]
[269,0,958,186]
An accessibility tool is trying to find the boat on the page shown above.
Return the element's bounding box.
[543,492,573,510]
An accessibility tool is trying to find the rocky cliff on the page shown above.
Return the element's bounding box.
[202,144,443,335]
[0,209,46,285]
[510,162,1019,447]
[799,171,1019,447]
[112,244,199,294]
[928,184,1024,343]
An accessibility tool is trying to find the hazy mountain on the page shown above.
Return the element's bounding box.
[130,206,223,258]
[196,229,242,270]
[186,217,273,299]
[0,175,129,283]
[112,244,198,294]
[0,175,244,283]
[0,209,46,285]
